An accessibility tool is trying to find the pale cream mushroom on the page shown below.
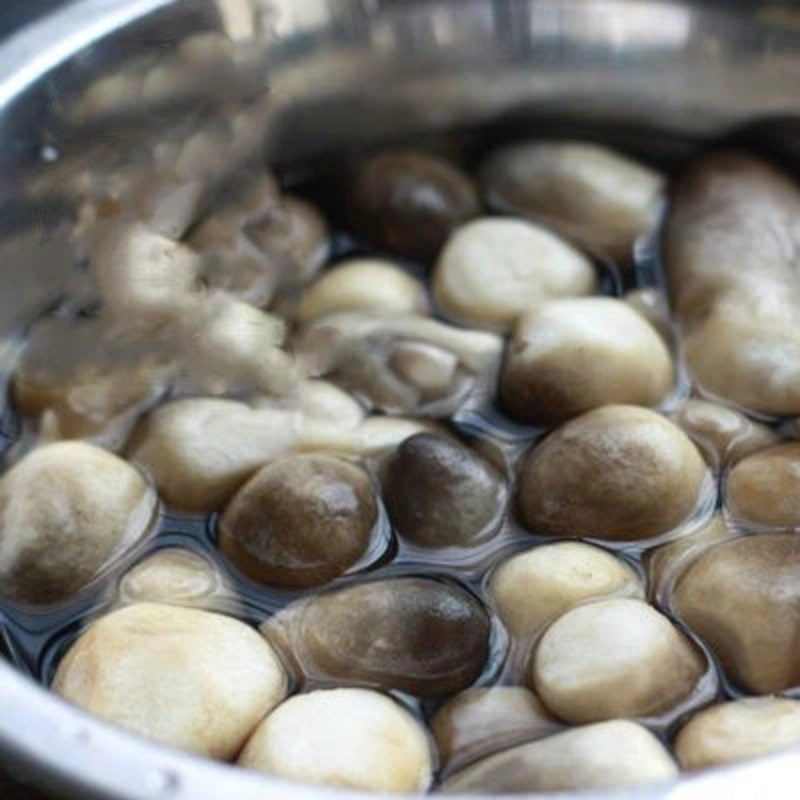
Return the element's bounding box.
[673,532,800,694]
[382,433,506,548]
[726,443,800,527]
[645,514,735,606]
[299,312,503,417]
[440,720,677,793]
[118,548,231,611]
[0,442,156,604]
[480,141,664,263]
[433,218,595,330]
[297,258,428,323]
[53,603,287,759]
[128,398,301,512]
[671,399,778,466]
[665,152,800,416]
[501,297,674,425]
[489,542,643,642]
[675,697,800,771]
[219,454,377,588]
[518,405,710,541]
[531,598,705,723]
[431,687,561,773]
[239,688,433,792]
[623,287,672,341]
[347,149,480,261]
[13,316,174,448]
[263,576,490,697]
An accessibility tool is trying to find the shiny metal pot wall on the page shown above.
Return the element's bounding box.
[1,0,800,797]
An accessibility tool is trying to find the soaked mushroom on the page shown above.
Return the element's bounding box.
[673,532,800,694]
[675,697,800,770]
[518,405,710,541]
[13,316,174,448]
[239,688,433,792]
[263,577,490,696]
[433,218,595,330]
[671,399,779,466]
[531,598,706,723]
[440,720,677,793]
[382,433,506,548]
[118,548,230,611]
[726,443,800,527]
[431,687,561,773]
[291,379,365,428]
[128,398,301,512]
[645,514,735,606]
[347,150,480,260]
[53,602,287,759]
[219,454,377,589]
[623,287,672,341]
[489,542,643,642]
[665,152,800,416]
[299,312,502,417]
[0,442,156,604]
[480,141,664,263]
[501,298,674,425]
[297,258,428,324]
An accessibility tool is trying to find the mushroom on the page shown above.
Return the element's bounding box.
[431,687,561,774]
[0,442,156,604]
[480,141,664,264]
[500,298,674,425]
[347,150,480,261]
[671,399,779,466]
[118,547,231,611]
[531,598,706,723]
[489,542,643,643]
[665,151,800,416]
[219,454,377,589]
[673,532,800,694]
[13,316,174,448]
[645,514,735,606]
[623,287,672,341]
[726,442,800,527]
[298,312,503,417]
[382,433,506,548]
[518,405,710,541]
[675,697,800,771]
[263,576,490,697]
[440,720,677,793]
[239,688,433,792]
[433,218,595,331]
[53,602,287,759]
[297,258,428,324]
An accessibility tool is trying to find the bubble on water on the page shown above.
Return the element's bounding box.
[39,144,61,163]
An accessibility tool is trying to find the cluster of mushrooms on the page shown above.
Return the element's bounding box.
[3,120,800,795]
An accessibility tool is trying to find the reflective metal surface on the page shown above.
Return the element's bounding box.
[1,0,800,797]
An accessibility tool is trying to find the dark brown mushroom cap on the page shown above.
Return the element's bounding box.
[382,433,506,548]
[219,454,377,589]
[348,150,480,261]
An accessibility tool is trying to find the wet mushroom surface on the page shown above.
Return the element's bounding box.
[4,126,800,796]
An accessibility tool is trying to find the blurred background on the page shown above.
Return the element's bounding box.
[1,0,64,39]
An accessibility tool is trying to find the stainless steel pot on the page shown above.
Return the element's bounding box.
[1,0,800,797]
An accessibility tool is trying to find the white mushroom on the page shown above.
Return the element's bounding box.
[531,598,706,723]
[489,542,643,642]
[53,603,287,759]
[297,258,428,323]
[480,141,664,264]
[0,442,156,604]
[299,312,503,417]
[239,688,433,792]
[433,217,595,330]
[118,548,231,611]
[518,405,710,541]
[624,287,672,341]
[431,687,561,773]
[675,697,800,770]
[501,297,674,425]
[440,720,677,793]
